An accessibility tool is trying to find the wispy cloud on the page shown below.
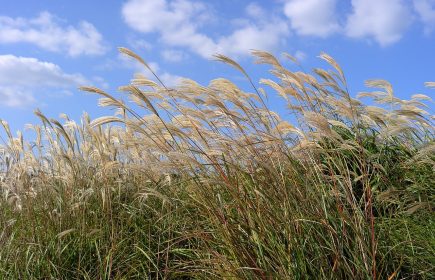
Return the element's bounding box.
[345,0,412,46]
[0,12,107,56]
[0,55,87,107]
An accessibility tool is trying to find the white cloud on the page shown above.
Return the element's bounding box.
[0,12,107,56]
[122,0,209,33]
[215,20,289,57]
[0,55,87,107]
[346,0,412,46]
[122,0,217,57]
[283,0,340,37]
[122,0,289,58]
[413,0,435,34]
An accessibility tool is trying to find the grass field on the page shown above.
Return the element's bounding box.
[1,49,434,279]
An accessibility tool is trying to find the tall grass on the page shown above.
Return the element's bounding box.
[1,48,434,279]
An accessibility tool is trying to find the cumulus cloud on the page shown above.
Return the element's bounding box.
[122,0,209,33]
[0,12,107,56]
[122,0,289,58]
[0,55,87,107]
[215,20,289,56]
[413,0,435,34]
[122,0,216,57]
[346,0,412,46]
[123,0,418,57]
[283,0,340,37]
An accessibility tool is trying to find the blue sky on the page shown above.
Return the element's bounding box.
[0,0,434,133]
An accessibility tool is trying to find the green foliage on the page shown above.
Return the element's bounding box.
[0,179,209,279]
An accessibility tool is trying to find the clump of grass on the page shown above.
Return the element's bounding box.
[0,48,434,279]
[0,172,209,279]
